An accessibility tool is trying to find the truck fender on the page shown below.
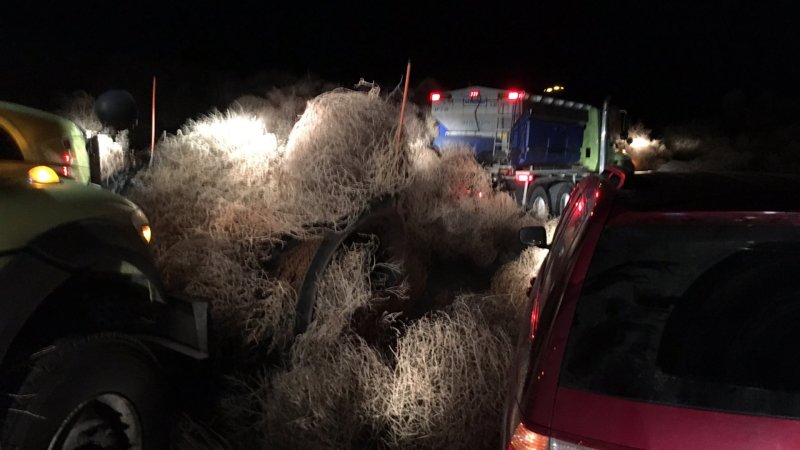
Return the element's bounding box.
[26,219,167,302]
[0,251,71,363]
[0,219,202,364]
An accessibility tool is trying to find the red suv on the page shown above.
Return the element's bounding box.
[504,170,800,449]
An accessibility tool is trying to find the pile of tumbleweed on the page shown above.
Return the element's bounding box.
[67,86,552,450]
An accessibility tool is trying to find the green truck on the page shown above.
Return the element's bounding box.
[430,87,632,217]
[0,101,207,449]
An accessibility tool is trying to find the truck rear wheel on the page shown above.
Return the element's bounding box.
[1,334,171,450]
[528,186,551,219]
[549,182,574,217]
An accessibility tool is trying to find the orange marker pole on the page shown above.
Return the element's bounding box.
[150,76,156,166]
[395,60,412,145]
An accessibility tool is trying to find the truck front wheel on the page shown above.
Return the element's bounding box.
[1,334,171,450]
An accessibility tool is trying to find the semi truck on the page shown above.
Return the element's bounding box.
[430,86,631,217]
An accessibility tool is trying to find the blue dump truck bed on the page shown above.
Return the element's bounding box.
[510,113,585,167]
[432,123,496,162]
[431,88,595,169]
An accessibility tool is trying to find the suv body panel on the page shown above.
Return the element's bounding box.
[517,176,615,431]
[509,172,800,449]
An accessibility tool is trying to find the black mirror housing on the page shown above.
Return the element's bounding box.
[86,135,102,184]
[95,90,138,131]
[619,109,630,141]
[519,226,548,249]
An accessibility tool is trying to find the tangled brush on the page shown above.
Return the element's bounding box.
[280,90,414,230]
[405,148,536,267]
[123,84,550,449]
[218,239,534,450]
[378,295,517,449]
[224,241,395,449]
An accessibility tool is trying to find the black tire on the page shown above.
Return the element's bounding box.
[1,334,171,450]
[549,182,574,217]
[295,197,410,335]
[527,186,552,219]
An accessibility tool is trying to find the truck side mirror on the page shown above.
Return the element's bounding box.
[86,135,102,184]
[519,226,549,249]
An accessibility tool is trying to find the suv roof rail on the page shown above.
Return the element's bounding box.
[602,165,633,189]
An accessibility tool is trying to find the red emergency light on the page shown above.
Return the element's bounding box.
[430,92,442,102]
[516,172,533,183]
[469,89,480,99]
[507,90,525,101]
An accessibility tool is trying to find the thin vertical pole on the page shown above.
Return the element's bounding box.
[395,60,412,144]
[150,76,157,166]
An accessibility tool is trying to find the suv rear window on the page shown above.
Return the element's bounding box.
[561,222,800,419]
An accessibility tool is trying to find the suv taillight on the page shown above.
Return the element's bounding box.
[509,423,548,450]
[509,423,597,450]
[530,292,540,340]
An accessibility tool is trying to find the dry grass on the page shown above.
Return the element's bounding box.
[59,90,103,133]
[219,242,395,450]
[125,84,550,449]
[405,148,536,267]
[212,239,531,450]
[379,295,516,449]
[158,236,296,351]
[279,90,413,230]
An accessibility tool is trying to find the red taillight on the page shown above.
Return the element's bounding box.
[530,296,540,340]
[62,151,72,164]
[509,423,548,450]
[577,199,584,212]
[469,89,480,98]
[594,190,600,199]
[507,90,525,101]
[516,172,533,183]
[430,92,442,102]
[61,166,71,177]
[509,423,599,450]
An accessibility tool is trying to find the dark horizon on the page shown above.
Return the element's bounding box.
[3,1,799,133]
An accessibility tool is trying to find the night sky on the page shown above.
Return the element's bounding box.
[3,1,799,131]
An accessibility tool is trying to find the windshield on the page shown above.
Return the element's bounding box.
[561,222,800,419]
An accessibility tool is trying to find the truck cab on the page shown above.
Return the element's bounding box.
[0,101,207,449]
